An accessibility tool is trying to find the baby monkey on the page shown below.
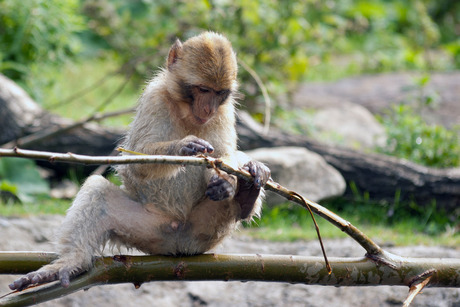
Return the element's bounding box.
[10,32,270,290]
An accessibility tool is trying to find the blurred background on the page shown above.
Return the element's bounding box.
[1,1,460,305]
[0,0,459,245]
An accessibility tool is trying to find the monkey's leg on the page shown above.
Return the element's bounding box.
[9,175,125,290]
[185,197,240,254]
[9,175,179,291]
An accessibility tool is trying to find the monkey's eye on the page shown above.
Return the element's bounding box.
[216,90,229,96]
[198,87,210,93]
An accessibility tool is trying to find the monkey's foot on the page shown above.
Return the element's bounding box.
[206,174,235,201]
[242,160,271,189]
[9,263,83,291]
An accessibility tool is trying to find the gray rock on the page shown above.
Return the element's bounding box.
[246,146,346,204]
[291,72,460,129]
[310,102,387,149]
[50,179,79,199]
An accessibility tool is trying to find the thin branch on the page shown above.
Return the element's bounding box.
[45,55,146,110]
[288,191,331,274]
[403,270,435,307]
[238,58,271,134]
[1,108,133,149]
[90,149,123,176]
[1,252,459,306]
[0,148,382,259]
[45,69,119,110]
[91,69,134,114]
[2,65,134,149]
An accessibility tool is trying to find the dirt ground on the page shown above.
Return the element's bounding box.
[0,215,459,307]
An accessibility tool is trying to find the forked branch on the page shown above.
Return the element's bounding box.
[0,147,450,307]
[0,252,459,306]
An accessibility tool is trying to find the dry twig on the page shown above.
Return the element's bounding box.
[1,108,133,149]
[0,148,382,258]
[238,58,271,134]
[403,269,436,307]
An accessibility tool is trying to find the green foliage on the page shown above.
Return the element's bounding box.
[378,104,460,168]
[0,0,84,82]
[251,196,458,245]
[0,158,50,203]
[2,0,458,108]
[77,0,460,112]
[443,39,460,67]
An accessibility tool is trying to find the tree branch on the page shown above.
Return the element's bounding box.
[403,270,436,307]
[1,108,133,149]
[0,252,459,306]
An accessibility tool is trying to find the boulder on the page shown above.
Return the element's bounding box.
[291,72,460,129]
[310,102,387,150]
[246,146,346,205]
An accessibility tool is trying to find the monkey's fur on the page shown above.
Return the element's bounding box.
[9,32,270,290]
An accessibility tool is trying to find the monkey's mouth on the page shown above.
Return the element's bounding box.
[194,116,209,125]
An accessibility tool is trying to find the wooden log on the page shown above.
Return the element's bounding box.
[236,113,460,211]
[1,74,458,210]
[0,74,123,175]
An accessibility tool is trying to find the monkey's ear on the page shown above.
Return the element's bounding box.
[167,39,183,70]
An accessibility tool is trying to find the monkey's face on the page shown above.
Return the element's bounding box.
[186,84,231,125]
[166,32,237,127]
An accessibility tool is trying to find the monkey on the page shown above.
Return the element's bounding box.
[9,32,270,291]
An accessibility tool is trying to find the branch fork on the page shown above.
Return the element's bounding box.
[0,147,453,306]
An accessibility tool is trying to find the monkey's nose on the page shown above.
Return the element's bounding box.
[204,106,212,116]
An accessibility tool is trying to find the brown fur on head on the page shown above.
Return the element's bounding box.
[167,32,238,90]
[165,32,238,127]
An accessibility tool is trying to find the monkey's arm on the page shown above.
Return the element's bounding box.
[123,136,215,180]
[137,135,214,156]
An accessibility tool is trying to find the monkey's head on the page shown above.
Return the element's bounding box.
[166,32,238,126]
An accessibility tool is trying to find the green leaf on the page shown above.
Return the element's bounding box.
[0,158,50,202]
[0,180,18,195]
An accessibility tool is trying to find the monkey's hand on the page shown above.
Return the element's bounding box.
[205,173,236,201]
[178,136,214,156]
[9,259,85,291]
[235,160,271,219]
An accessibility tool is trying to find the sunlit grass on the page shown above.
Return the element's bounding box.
[37,54,141,127]
[1,197,458,247]
[247,216,460,247]
[245,202,460,247]
[0,198,70,217]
